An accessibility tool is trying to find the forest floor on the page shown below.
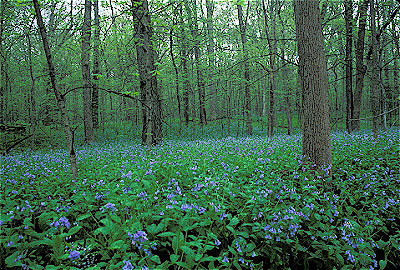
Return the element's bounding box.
[1,128,399,269]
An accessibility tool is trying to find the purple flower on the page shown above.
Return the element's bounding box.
[123,260,135,270]
[101,202,118,212]
[220,213,227,220]
[69,250,80,260]
[129,230,148,244]
[51,216,70,229]
[222,256,229,263]
[7,241,13,247]
[215,239,221,246]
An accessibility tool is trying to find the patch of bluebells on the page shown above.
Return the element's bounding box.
[51,216,71,229]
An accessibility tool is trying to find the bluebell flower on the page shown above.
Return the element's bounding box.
[69,250,80,260]
[123,260,134,270]
[215,239,221,246]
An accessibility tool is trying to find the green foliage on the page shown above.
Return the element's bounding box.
[1,128,399,269]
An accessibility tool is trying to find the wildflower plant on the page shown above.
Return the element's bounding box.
[0,128,399,269]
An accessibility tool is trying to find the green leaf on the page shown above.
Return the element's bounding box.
[230,217,239,226]
[379,260,387,269]
[180,245,195,258]
[157,232,176,237]
[77,213,91,221]
[109,240,125,249]
[151,255,161,264]
[170,254,180,263]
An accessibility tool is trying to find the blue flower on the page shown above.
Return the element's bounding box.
[215,239,221,246]
[123,260,135,270]
[69,250,80,260]
[222,256,229,263]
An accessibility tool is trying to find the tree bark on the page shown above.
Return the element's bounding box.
[237,2,252,136]
[92,0,100,128]
[33,0,78,180]
[81,0,94,143]
[169,26,182,122]
[186,0,207,125]
[344,0,354,132]
[132,0,162,146]
[294,0,332,175]
[368,0,380,136]
[392,22,399,126]
[179,5,190,127]
[262,0,276,137]
[206,0,217,120]
[0,0,7,124]
[353,0,368,131]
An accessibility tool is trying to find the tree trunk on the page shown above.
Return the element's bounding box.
[132,0,162,146]
[0,0,8,124]
[294,0,332,175]
[33,0,78,180]
[206,0,217,120]
[262,0,276,137]
[392,22,399,126]
[368,0,379,136]
[186,0,207,125]
[92,0,100,128]
[344,0,354,132]
[169,27,181,122]
[237,2,252,136]
[81,0,94,143]
[179,5,190,127]
[353,0,368,131]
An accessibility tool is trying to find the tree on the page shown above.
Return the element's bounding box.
[344,0,354,133]
[206,0,217,120]
[81,0,94,143]
[368,0,380,135]
[353,0,369,131]
[132,0,162,146]
[293,0,332,175]
[237,1,252,136]
[92,0,100,128]
[33,0,78,179]
[261,0,276,137]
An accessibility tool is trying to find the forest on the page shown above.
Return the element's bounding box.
[0,0,399,269]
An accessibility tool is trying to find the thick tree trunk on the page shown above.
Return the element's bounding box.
[368,0,379,136]
[237,2,252,136]
[33,0,78,179]
[294,0,332,174]
[353,0,368,131]
[92,0,100,128]
[344,0,354,132]
[81,0,94,143]
[206,0,217,120]
[132,0,162,146]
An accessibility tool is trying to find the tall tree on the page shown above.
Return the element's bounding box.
[237,1,252,136]
[33,0,78,179]
[206,0,217,120]
[81,0,94,143]
[179,5,190,127]
[294,0,332,176]
[186,0,207,125]
[353,0,369,131]
[132,0,162,146]
[344,0,354,132]
[92,0,100,128]
[0,0,7,124]
[368,0,380,135]
[262,0,276,137]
